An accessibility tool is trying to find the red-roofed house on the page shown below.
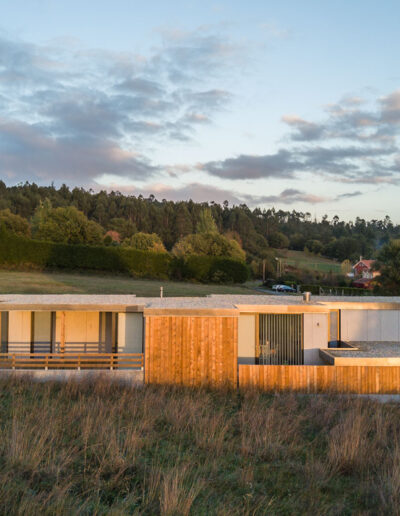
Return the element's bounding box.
[352,258,379,279]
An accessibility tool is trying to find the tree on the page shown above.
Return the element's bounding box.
[374,240,400,294]
[31,203,103,245]
[107,218,137,240]
[268,232,289,249]
[196,208,218,234]
[172,232,246,262]
[341,259,352,275]
[0,209,31,237]
[305,239,324,254]
[124,232,167,253]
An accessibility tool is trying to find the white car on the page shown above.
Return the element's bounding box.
[271,284,296,293]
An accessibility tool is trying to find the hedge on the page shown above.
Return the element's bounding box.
[0,229,249,284]
[0,228,171,279]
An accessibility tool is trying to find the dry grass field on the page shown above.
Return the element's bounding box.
[1,376,400,515]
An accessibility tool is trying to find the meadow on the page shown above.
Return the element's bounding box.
[277,250,342,274]
[1,376,399,515]
[0,270,258,296]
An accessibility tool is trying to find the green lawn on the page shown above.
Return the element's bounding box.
[277,249,342,273]
[0,269,260,296]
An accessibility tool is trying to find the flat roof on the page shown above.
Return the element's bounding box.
[1,294,400,313]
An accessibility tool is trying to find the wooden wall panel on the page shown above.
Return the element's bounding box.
[55,311,100,353]
[8,311,31,353]
[239,365,400,394]
[145,316,238,387]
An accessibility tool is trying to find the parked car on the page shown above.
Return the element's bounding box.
[271,284,296,293]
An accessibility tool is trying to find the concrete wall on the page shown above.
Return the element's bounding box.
[8,311,31,353]
[303,313,328,364]
[238,314,256,364]
[341,310,400,342]
[118,313,143,354]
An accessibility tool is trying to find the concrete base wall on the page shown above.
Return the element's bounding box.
[0,369,144,385]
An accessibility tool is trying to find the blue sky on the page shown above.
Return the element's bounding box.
[1,0,400,220]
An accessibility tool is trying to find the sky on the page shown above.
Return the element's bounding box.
[1,0,400,221]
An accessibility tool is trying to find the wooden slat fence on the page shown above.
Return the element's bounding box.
[239,365,400,394]
[145,316,238,387]
[0,353,143,370]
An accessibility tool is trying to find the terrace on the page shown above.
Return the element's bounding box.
[320,341,400,366]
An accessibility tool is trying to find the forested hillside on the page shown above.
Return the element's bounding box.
[0,181,399,270]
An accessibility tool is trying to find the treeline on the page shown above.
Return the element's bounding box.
[1,181,399,267]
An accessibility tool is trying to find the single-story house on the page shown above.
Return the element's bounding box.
[1,294,400,388]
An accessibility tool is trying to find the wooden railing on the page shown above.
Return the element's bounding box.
[239,365,400,394]
[0,353,144,370]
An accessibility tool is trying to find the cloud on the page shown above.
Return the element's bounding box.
[282,115,325,141]
[199,144,397,183]
[199,150,300,180]
[0,118,159,182]
[284,90,400,145]
[335,191,363,199]
[380,89,400,124]
[245,188,329,205]
[0,29,238,183]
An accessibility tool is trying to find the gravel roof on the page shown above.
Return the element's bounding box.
[1,293,400,310]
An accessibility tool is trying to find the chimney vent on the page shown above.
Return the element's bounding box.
[303,292,311,303]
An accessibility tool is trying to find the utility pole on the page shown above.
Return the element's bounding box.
[274,257,282,278]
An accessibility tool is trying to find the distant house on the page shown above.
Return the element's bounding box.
[352,258,379,279]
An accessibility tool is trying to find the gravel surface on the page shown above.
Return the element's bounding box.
[329,341,400,358]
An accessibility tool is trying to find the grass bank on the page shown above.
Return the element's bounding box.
[277,249,342,274]
[0,269,258,296]
[1,377,399,515]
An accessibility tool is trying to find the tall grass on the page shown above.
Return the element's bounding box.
[0,376,400,514]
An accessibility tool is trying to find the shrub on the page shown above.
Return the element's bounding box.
[0,209,31,238]
[31,202,104,245]
[124,232,167,253]
[172,232,246,262]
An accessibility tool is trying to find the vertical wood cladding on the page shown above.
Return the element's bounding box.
[239,365,400,394]
[145,316,238,387]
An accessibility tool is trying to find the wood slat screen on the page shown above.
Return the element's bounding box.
[258,314,303,365]
[145,316,238,387]
[239,365,400,394]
